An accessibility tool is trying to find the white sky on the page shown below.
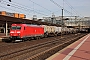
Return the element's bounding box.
[0,0,90,18]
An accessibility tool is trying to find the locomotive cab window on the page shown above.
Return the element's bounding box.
[11,26,21,30]
[17,26,21,30]
[11,26,16,30]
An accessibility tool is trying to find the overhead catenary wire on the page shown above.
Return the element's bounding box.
[1,0,49,17]
[12,0,53,16]
[49,0,82,17]
[12,1,49,15]
[0,0,84,18]
[28,0,52,13]
[0,1,33,15]
[50,0,74,15]
[0,2,31,16]
[64,0,84,17]
[0,5,18,13]
[64,0,85,27]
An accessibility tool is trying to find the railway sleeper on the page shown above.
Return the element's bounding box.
[26,34,86,60]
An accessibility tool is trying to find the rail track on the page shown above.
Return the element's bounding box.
[0,33,87,60]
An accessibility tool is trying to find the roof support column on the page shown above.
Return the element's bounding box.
[5,21,8,36]
[4,28,5,33]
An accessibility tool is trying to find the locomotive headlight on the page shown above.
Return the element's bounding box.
[17,31,20,33]
[10,31,14,33]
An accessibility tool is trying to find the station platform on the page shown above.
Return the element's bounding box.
[46,33,90,60]
[0,33,9,41]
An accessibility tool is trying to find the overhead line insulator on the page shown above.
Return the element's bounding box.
[9,0,11,2]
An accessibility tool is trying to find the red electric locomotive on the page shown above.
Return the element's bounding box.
[10,24,44,42]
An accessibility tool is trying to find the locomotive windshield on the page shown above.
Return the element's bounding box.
[11,26,21,30]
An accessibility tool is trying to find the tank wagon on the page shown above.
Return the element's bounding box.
[9,24,79,42]
[41,25,63,37]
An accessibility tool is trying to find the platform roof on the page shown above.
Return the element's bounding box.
[0,15,60,26]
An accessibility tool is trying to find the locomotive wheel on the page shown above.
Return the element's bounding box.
[38,37,40,40]
[12,40,15,43]
[54,33,58,36]
[44,32,48,38]
[22,38,25,42]
[35,36,40,40]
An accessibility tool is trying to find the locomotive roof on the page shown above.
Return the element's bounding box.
[12,24,42,27]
